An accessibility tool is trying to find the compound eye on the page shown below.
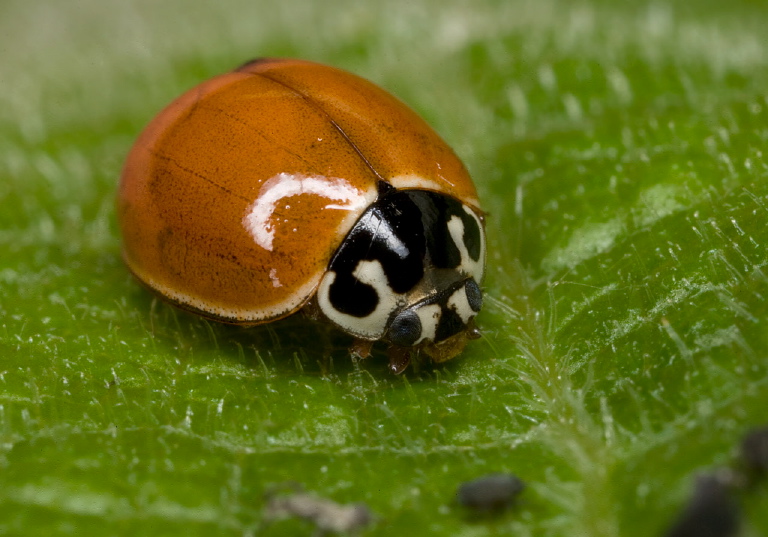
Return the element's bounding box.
[387,309,422,347]
[465,278,483,313]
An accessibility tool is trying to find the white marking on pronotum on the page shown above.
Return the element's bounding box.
[242,173,375,251]
[447,206,485,282]
[317,260,400,340]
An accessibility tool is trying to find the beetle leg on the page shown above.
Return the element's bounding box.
[466,318,482,340]
[387,346,411,375]
[301,297,322,321]
[350,338,374,359]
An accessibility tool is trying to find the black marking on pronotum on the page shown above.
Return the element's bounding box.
[328,272,378,317]
[411,192,462,270]
[460,207,482,262]
[325,193,425,317]
[326,190,479,318]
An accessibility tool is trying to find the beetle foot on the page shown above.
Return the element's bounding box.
[387,346,411,375]
[466,318,482,340]
[350,338,374,359]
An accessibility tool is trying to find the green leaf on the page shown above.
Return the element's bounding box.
[1,0,767,535]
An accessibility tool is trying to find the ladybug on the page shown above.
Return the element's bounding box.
[118,58,486,374]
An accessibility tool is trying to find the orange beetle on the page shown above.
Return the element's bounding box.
[118,58,486,373]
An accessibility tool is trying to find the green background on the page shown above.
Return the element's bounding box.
[1,0,767,535]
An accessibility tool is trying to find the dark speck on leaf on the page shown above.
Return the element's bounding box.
[662,472,740,537]
[456,473,525,513]
[741,425,768,478]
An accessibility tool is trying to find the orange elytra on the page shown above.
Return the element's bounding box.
[118,58,486,373]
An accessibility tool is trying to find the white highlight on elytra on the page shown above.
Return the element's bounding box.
[447,206,485,282]
[317,259,400,340]
[242,173,374,251]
